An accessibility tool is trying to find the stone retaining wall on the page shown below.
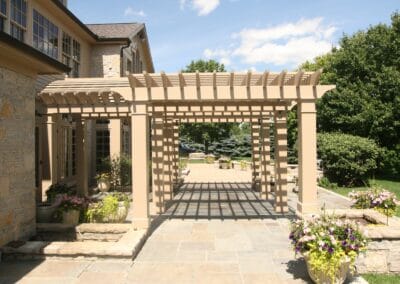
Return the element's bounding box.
[0,67,36,246]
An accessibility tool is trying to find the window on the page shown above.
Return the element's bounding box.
[72,129,76,176]
[96,130,110,172]
[33,10,59,59]
[0,0,6,32]
[10,0,27,41]
[126,59,132,76]
[72,39,80,77]
[62,32,80,77]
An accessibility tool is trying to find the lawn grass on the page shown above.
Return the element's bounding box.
[326,177,400,217]
[362,273,400,284]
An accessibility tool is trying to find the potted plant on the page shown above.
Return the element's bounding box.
[85,193,130,223]
[218,156,232,169]
[55,194,88,225]
[36,183,75,223]
[289,213,367,284]
[95,173,111,192]
[349,187,398,217]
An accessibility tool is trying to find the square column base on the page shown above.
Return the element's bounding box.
[296,201,319,217]
[132,218,150,230]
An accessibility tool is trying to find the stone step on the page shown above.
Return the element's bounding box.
[1,228,147,260]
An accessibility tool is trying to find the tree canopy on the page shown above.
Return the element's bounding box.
[300,12,400,174]
[183,59,226,73]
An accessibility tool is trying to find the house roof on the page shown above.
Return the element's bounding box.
[86,23,144,39]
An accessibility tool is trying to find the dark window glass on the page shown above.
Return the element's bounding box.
[10,0,26,41]
[0,18,4,32]
[0,0,6,16]
[33,10,59,59]
[96,130,110,172]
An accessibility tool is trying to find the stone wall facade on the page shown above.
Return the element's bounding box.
[0,67,36,246]
[90,45,122,78]
[356,240,400,274]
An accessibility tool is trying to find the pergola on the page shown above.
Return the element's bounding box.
[37,71,335,229]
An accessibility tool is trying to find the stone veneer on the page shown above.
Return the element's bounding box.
[0,67,36,246]
[90,45,122,77]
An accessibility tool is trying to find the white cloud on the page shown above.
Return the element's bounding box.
[204,18,336,69]
[180,0,220,16]
[124,7,146,17]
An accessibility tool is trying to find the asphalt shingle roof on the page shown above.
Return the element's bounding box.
[86,23,143,39]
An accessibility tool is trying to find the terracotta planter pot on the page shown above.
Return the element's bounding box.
[97,179,111,192]
[62,209,80,225]
[304,255,351,284]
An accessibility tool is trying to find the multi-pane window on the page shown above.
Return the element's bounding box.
[96,130,110,172]
[0,0,6,32]
[72,129,76,176]
[62,32,71,66]
[10,0,27,41]
[62,32,80,77]
[33,10,59,59]
[72,39,80,77]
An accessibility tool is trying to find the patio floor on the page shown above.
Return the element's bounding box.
[0,164,359,284]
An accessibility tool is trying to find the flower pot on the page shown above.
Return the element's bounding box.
[62,209,80,225]
[304,255,351,284]
[105,202,129,223]
[36,204,56,223]
[97,179,111,192]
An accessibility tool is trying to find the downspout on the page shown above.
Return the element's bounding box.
[120,39,131,77]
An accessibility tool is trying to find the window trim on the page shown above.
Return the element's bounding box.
[33,9,59,59]
[10,0,27,31]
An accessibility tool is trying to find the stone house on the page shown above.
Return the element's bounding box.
[0,0,154,246]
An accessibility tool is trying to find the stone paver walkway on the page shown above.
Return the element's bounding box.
[0,164,356,283]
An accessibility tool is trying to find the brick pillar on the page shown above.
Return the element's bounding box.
[274,108,288,213]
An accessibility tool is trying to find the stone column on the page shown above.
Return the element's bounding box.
[251,121,261,190]
[274,108,288,213]
[162,120,174,204]
[109,119,121,158]
[260,118,272,200]
[151,118,164,214]
[297,101,318,215]
[75,116,88,196]
[131,113,150,229]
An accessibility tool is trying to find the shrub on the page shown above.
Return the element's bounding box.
[46,183,76,204]
[317,133,381,186]
[379,146,400,176]
[99,154,132,188]
[85,193,130,223]
[318,176,338,190]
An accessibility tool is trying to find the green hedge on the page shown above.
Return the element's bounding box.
[317,133,381,186]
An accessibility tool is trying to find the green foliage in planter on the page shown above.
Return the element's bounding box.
[46,183,76,204]
[317,133,381,186]
[85,193,130,223]
[349,187,398,216]
[99,154,132,188]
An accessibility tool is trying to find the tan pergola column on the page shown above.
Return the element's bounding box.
[297,101,318,215]
[274,108,288,213]
[162,120,174,204]
[151,118,164,214]
[109,119,121,158]
[251,122,261,190]
[41,114,59,196]
[260,119,272,200]
[172,122,180,188]
[75,116,88,196]
[131,113,150,229]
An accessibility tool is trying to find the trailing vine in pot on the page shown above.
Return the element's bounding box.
[289,212,368,284]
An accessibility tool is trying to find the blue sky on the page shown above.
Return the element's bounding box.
[69,0,399,73]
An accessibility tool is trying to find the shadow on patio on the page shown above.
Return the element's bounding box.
[163,182,296,220]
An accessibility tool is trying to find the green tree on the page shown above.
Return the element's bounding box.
[183,59,226,72]
[300,12,400,175]
[180,60,236,153]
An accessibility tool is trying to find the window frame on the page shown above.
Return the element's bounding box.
[0,0,6,33]
[10,0,27,41]
[33,9,59,59]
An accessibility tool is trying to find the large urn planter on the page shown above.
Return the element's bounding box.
[97,178,111,193]
[36,204,57,223]
[62,209,80,225]
[104,202,129,223]
[304,254,351,284]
